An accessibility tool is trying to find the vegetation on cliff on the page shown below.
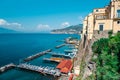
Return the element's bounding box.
[92,32,120,80]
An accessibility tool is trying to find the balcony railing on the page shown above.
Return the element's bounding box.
[96,15,108,20]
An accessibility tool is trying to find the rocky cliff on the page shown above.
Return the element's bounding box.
[74,30,109,80]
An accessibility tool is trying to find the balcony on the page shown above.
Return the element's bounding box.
[96,15,108,20]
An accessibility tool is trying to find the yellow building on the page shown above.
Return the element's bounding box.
[82,0,120,40]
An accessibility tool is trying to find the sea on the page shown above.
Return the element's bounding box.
[0,33,80,80]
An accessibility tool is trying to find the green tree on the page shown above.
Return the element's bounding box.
[92,38,109,54]
[92,32,120,80]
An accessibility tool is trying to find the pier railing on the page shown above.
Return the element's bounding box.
[17,63,61,77]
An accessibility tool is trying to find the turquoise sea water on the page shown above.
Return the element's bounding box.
[0,33,80,80]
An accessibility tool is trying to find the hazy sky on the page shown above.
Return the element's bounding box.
[0,0,110,32]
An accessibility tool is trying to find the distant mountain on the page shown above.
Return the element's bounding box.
[0,27,18,33]
[51,24,83,34]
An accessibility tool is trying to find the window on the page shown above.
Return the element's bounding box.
[99,24,104,31]
[96,9,99,12]
[117,21,120,24]
[81,31,83,33]
[117,10,120,18]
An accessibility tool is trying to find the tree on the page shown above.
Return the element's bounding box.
[92,38,109,54]
[92,32,120,80]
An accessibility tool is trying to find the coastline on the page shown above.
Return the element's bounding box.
[0,34,80,80]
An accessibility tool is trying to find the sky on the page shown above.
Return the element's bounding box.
[0,0,110,32]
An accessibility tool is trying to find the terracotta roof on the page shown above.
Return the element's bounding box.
[56,60,67,69]
[56,60,73,73]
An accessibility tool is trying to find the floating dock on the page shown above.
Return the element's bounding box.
[64,50,73,53]
[64,49,78,53]
[55,44,66,49]
[0,63,16,73]
[43,57,64,63]
[67,44,75,49]
[24,49,52,62]
[17,63,61,77]
[51,53,72,59]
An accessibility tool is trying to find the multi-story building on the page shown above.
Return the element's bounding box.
[82,0,120,40]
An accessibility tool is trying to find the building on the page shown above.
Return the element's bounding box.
[56,60,73,74]
[82,0,120,40]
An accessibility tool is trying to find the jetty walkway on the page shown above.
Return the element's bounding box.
[0,63,16,73]
[55,44,66,49]
[17,63,61,77]
[24,49,52,62]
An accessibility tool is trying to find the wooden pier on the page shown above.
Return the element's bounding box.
[55,44,66,49]
[24,49,52,62]
[17,63,61,77]
[0,63,16,73]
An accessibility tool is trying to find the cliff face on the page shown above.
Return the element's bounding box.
[75,30,109,80]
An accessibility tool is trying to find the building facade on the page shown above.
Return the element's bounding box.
[82,0,120,40]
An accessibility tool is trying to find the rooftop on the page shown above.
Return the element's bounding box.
[57,60,73,73]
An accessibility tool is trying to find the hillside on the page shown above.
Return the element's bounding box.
[51,24,83,34]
